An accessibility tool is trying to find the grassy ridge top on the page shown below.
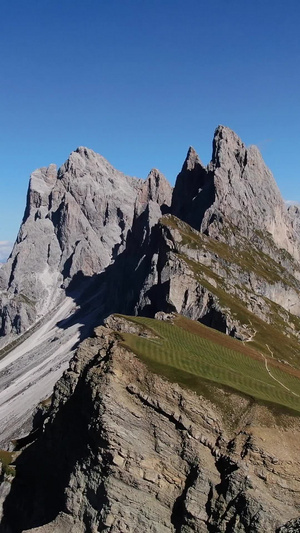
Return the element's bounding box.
[119,315,300,414]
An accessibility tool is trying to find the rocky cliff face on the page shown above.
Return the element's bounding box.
[0,148,144,339]
[0,153,172,447]
[172,127,300,262]
[1,126,300,532]
[1,316,300,533]
[288,204,300,238]
[2,126,299,342]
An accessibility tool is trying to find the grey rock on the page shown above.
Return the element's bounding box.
[135,168,172,217]
[132,215,300,341]
[0,149,172,447]
[0,148,143,339]
[171,126,300,262]
[2,320,300,532]
[171,147,214,230]
[277,517,300,532]
[204,126,300,261]
[288,204,300,238]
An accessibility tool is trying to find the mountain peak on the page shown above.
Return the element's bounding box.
[171,145,213,229]
[135,168,172,217]
[212,125,246,168]
[2,128,300,532]
[74,146,97,158]
[183,146,203,171]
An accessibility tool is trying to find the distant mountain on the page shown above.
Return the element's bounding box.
[1,127,300,532]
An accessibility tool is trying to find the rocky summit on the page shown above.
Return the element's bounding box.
[1,126,300,532]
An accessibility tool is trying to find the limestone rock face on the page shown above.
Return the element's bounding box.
[172,126,300,262]
[0,148,143,338]
[204,126,300,259]
[1,127,300,532]
[0,150,173,446]
[288,204,300,238]
[135,168,172,217]
[171,147,215,230]
[2,319,300,533]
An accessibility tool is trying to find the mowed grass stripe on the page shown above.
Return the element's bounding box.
[119,315,300,413]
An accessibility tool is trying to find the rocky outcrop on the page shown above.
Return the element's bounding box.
[0,153,172,446]
[171,147,215,230]
[288,204,300,238]
[129,215,300,344]
[0,154,163,344]
[204,126,300,260]
[135,168,172,217]
[0,150,174,342]
[172,126,300,262]
[1,316,300,532]
[1,126,300,532]
[0,148,144,339]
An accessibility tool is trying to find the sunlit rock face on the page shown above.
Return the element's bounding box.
[0,150,139,338]
[0,147,174,340]
[1,127,300,532]
[2,317,300,533]
[172,126,300,262]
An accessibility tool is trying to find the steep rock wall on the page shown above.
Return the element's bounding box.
[1,317,300,532]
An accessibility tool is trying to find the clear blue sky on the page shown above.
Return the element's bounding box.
[1,0,299,252]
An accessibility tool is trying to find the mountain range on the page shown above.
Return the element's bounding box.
[0,126,300,532]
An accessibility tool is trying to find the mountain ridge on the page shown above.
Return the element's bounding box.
[1,126,300,532]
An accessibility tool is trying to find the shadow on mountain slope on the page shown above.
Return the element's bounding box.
[0,208,178,531]
[55,206,175,346]
[0,348,107,532]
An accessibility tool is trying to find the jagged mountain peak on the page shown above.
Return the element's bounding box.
[0,149,144,338]
[74,145,96,156]
[170,126,300,261]
[211,124,247,170]
[22,164,58,224]
[148,167,162,177]
[30,163,57,185]
[171,145,214,231]
[212,124,268,177]
[204,127,300,259]
[134,167,172,218]
[72,145,118,169]
[213,123,244,142]
[145,168,172,197]
[59,145,132,184]
[183,145,203,171]
[2,128,300,531]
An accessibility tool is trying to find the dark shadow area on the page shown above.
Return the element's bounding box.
[171,150,215,232]
[0,346,109,532]
[199,307,227,334]
[0,206,175,531]
[53,204,176,348]
[171,464,199,532]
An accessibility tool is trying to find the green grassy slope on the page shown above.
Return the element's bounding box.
[119,314,300,414]
[160,215,300,368]
[161,215,299,288]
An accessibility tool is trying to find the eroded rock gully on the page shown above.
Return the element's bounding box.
[1,317,300,533]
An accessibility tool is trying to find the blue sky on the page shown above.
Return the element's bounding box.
[1,0,299,256]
